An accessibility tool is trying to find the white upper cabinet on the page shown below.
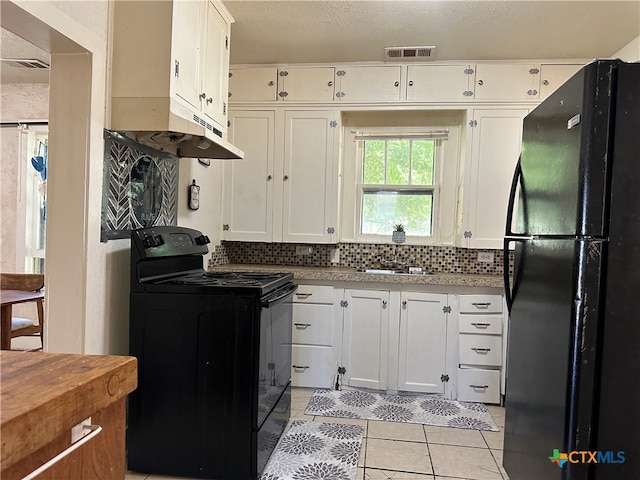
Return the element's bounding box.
[201,0,232,127]
[474,64,540,101]
[112,0,233,135]
[223,109,339,243]
[277,67,335,102]
[171,0,202,109]
[539,64,583,100]
[281,110,339,243]
[228,67,278,102]
[460,108,529,248]
[334,66,402,102]
[406,64,475,102]
[223,111,275,241]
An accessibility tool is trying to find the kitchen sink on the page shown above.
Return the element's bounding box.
[363,269,436,276]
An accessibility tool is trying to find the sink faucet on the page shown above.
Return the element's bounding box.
[379,255,415,272]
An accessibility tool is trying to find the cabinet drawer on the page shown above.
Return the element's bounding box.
[292,303,333,345]
[293,285,334,304]
[459,334,502,366]
[291,345,334,389]
[457,368,501,404]
[459,314,502,335]
[458,295,503,314]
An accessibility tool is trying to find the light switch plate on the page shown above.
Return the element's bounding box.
[477,251,494,263]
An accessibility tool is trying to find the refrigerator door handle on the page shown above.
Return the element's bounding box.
[505,156,522,237]
[504,156,531,314]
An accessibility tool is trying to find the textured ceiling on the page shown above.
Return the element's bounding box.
[2,1,639,84]
[223,0,640,64]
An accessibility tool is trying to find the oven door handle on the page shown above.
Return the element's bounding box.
[262,283,298,308]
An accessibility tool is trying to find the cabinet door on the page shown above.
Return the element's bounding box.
[461,109,528,248]
[278,67,335,102]
[343,289,389,390]
[281,110,338,243]
[171,0,203,109]
[223,111,275,241]
[229,67,278,102]
[474,64,540,101]
[398,292,448,394]
[406,65,475,101]
[336,66,402,102]
[201,0,230,128]
[539,64,583,100]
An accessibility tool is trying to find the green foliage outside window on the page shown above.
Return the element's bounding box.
[361,139,435,236]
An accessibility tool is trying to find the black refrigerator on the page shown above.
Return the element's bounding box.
[502,59,639,480]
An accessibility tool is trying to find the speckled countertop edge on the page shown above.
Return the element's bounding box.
[208,264,504,288]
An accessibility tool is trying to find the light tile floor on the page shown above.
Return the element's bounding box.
[126,387,509,480]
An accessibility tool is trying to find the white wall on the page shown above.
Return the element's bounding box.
[612,35,640,61]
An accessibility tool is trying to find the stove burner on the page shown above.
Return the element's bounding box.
[204,272,237,279]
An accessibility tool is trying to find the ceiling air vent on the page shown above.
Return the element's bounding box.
[0,58,50,69]
[384,46,436,61]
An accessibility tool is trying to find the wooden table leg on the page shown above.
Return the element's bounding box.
[1,304,12,350]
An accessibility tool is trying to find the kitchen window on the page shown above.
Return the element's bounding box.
[340,114,461,245]
[359,136,440,236]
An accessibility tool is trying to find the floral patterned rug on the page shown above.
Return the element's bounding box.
[304,389,499,432]
[261,420,363,480]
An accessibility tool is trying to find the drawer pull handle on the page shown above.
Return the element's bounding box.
[292,365,310,371]
[469,384,489,389]
[22,424,103,480]
[294,323,312,329]
[470,322,491,328]
[471,347,491,353]
[295,293,313,298]
[471,302,491,308]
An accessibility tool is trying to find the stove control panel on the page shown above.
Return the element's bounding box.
[132,226,209,258]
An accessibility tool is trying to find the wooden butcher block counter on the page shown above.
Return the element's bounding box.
[1,351,137,480]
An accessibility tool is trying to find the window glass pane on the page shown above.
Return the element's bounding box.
[386,140,410,185]
[363,140,385,184]
[411,140,435,185]
[361,191,433,236]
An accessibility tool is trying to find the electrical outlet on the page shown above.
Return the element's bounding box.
[477,251,494,263]
[330,248,340,264]
[296,246,313,255]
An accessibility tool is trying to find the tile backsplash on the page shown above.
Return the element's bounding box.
[210,242,514,276]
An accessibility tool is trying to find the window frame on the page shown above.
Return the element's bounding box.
[355,136,442,242]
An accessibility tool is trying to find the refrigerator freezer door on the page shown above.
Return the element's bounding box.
[517,60,618,237]
[504,238,604,480]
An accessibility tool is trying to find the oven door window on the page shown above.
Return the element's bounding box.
[257,292,293,427]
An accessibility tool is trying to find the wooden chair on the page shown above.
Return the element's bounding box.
[0,273,45,350]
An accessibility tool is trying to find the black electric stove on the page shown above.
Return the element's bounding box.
[127,226,294,479]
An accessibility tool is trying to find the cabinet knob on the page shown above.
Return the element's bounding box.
[268,80,274,86]
[266,175,272,181]
[402,300,407,308]
[477,80,484,86]
[199,92,206,100]
[394,81,399,87]
[328,81,333,87]
[283,175,289,181]
[542,79,549,86]
[206,97,213,104]
[382,300,388,308]
[408,80,414,86]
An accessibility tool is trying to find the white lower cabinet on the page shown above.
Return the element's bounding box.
[456,294,505,404]
[342,289,390,391]
[398,292,449,394]
[290,285,340,389]
[340,289,454,398]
